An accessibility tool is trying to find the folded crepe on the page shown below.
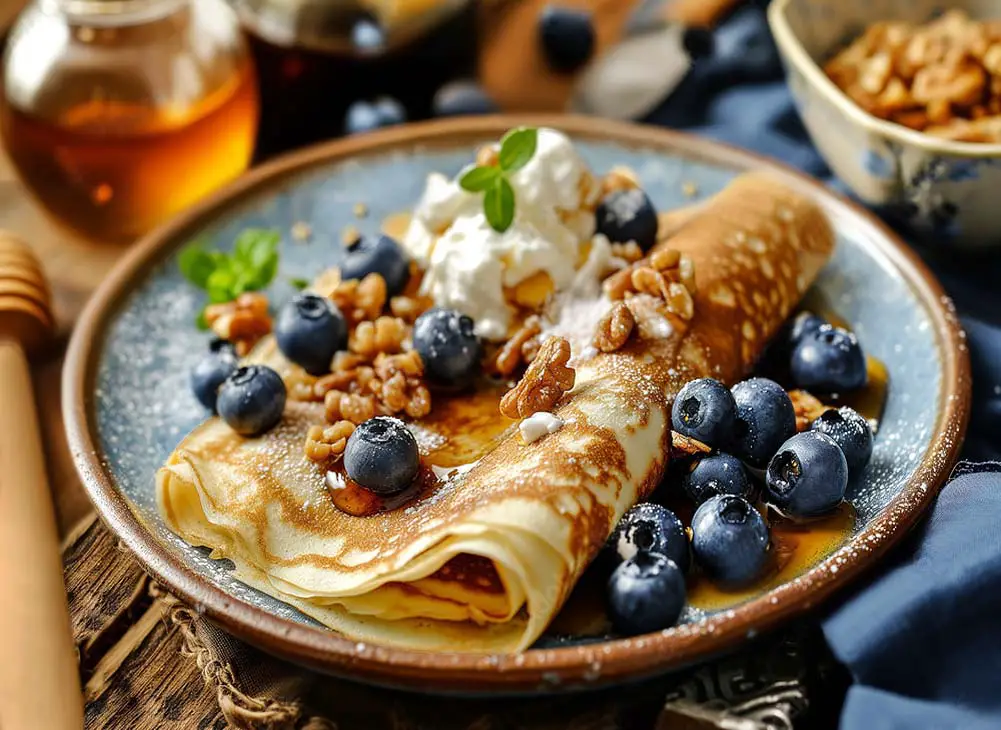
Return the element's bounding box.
[158,172,835,653]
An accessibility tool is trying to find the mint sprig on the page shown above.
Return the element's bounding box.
[459,127,538,232]
[179,228,281,328]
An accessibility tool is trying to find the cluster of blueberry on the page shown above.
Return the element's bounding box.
[602,313,875,636]
[343,6,598,135]
[189,232,486,497]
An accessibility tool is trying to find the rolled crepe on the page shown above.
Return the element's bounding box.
[157,172,834,653]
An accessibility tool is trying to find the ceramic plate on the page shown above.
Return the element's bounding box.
[64,116,970,694]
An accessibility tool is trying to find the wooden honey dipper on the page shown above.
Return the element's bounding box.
[0,233,83,728]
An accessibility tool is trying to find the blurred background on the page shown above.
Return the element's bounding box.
[0,0,740,245]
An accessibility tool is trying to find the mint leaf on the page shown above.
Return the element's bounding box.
[234,229,281,271]
[247,250,279,290]
[206,267,236,303]
[498,127,538,172]
[459,165,500,192]
[484,177,515,232]
[289,277,310,290]
[178,244,216,289]
[195,308,210,330]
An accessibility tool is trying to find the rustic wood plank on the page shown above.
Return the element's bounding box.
[63,517,226,729]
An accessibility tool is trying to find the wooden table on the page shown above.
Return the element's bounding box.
[0,130,250,728]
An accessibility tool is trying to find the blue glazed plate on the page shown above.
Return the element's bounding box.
[64,117,969,694]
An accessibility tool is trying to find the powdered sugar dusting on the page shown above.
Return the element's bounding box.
[84,138,960,667]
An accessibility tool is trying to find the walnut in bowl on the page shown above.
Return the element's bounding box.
[769,0,1001,247]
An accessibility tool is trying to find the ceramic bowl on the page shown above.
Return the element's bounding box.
[64,116,970,694]
[769,0,1001,247]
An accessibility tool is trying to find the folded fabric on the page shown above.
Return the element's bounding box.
[648,4,1001,727]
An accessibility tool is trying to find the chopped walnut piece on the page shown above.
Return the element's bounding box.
[324,390,377,424]
[374,350,424,381]
[493,316,541,376]
[313,371,357,398]
[824,11,1001,142]
[350,316,407,357]
[670,431,712,458]
[521,336,541,364]
[389,295,433,323]
[332,273,387,326]
[204,292,272,356]
[610,241,644,263]
[650,248,681,272]
[285,368,319,402]
[789,389,832,431]
[603,267,636,301]
[332,351,366,372]
[593,302,635,353]
[312,268,341,298]
[665,282,695,321]
[631,266,671,300]
[499,336,575,419]
[305,421,355,466]
[678,254,697,294]
[476,145,499,167]
[600,166,640,195]
[376,372,432,418]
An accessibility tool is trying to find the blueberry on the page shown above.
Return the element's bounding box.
[596,188,659,252]
[730,378,797,468]
[190,345,238,412]
[344,416,420,496]
[373,96,406,126]
[274,294,348,375]
[789,311,827,346]
[790,325,868,392]
[671,378,737,448]
[606,552,686,636]
[351,18,384,54]
[766,431,848,518]
[412,308,482,388]
[810,407,874,476]
[538,5,596,73]
[610,503,690,573]
[432,80,499,117]
[345,98,406,134]
[340,234,411,296]
[682,452,755,506]
[345,101,382,135]
[216,365,287,436]
[691,494,770,587]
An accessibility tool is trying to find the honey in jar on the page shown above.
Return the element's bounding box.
[1,0,260,243]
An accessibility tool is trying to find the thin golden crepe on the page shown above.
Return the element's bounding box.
[157,172,834,653]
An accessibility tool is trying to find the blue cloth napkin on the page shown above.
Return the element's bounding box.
[648,5,1001,727]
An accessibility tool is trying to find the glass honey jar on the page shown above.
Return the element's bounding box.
[1,0,260,243]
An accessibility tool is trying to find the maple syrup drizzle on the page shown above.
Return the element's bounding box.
[320,247,886,627]
[325,383,512,516]
[326,464,438,517]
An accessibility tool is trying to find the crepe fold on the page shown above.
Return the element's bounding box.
[157,172,834,653]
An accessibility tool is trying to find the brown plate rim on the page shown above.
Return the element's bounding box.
[62,115,971,693]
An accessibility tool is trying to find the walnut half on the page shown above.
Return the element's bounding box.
[499,336,576,419]
[593,302,635,353]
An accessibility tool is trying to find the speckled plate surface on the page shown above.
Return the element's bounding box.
[64,116,970,694]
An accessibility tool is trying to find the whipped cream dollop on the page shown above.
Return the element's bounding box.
[401,128,604,340]
[518,412,564,444]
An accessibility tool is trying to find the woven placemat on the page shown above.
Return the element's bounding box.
[64,513,847,729]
